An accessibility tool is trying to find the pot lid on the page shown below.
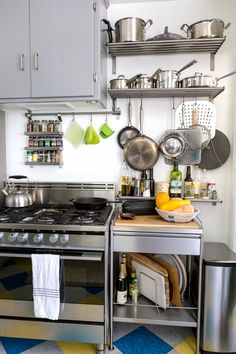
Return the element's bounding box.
[189,18,224,27]
[115,17,146,26]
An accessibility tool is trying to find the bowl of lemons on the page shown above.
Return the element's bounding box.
[155,192,200,223]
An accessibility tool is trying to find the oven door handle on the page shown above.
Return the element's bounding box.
[0,252,103,262]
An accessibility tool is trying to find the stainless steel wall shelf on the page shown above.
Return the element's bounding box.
[108,87,224,100]
[107,38,225,72]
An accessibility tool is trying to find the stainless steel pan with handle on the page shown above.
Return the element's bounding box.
[123,99,159,171]
[117,98,140,149]
[179,70,236,88]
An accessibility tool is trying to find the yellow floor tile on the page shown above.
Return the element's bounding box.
[174,335,196,354]
[57,341,97,354]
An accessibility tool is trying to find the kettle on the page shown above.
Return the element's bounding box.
[2,175,33,208]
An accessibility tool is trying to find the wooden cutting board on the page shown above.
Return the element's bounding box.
[115,214,200,229]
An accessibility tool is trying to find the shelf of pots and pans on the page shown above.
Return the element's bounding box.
[180,19,231,39]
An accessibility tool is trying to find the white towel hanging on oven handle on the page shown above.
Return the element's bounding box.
[31,254,60,321]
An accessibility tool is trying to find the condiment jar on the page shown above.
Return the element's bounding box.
[47,120,54,132]
[27,119,33,132]
[54,120,62,133]
[41,120,48,132]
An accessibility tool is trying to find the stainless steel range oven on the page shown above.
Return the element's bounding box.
[0,182,115,352]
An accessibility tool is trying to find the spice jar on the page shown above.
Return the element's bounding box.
[27,119,33,132]
[26,151,32,162]
[54,120,62,133]
[47,120,54,132]
[33,120,40,132]
[32,151,38,162]
[41,120,48,132]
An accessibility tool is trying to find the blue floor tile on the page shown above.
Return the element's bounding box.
[114,326,173,354]
[0,337,45,354]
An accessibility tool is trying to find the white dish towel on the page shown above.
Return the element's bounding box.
[31,254,60,320]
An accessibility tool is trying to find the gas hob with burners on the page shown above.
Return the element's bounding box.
[0,182,116,250]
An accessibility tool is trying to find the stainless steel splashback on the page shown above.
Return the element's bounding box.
[2,182,116,206]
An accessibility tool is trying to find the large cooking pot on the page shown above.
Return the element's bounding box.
[123,100,159,171]
[179,70,236,88]
[180,19,231,39]
[115,17,153,42]
[1,175,33,208]
[150,59,198,88]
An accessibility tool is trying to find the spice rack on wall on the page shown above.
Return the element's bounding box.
[24,113,63,167]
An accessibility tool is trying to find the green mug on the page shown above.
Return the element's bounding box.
[100,122,114,139]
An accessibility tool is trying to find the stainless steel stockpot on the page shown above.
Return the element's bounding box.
[115,17,153,42]
[180,19,231,39]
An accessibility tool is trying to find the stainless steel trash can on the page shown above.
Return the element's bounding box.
[201,242,236,354]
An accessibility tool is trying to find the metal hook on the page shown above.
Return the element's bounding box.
[90,114,93,123]
[105,113,108,123]
[72,114,76,122]
[57,113,62,122]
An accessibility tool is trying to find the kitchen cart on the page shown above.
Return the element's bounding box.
[109,212,203,354]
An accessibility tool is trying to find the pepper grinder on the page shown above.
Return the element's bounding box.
[149,168,155,197]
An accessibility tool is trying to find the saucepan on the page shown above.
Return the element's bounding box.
[70,197,120,210]
[150,59,198,88]
[179,70,236,88]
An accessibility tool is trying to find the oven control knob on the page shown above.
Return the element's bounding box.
[60,234,69,244]
[18,233,29,243]
[33,233,44,243]
[49,233,59,243]
[8,232,18,242]
[0,232,4,240]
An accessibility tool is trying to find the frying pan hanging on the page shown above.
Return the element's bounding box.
[117,98,140,149]
[198,129,230,170]
[123,98,159,171]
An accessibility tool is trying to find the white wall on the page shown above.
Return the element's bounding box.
[4,0,236,250]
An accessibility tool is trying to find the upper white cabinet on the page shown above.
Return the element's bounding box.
[0,0,31,98]
[0,0,107,102]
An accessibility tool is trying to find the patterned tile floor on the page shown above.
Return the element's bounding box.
[0,323,196,354]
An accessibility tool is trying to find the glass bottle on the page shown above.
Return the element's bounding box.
[149,168,155,197]
[169,160,182,198]
[184,166,194,198]
[200,168,209,199]
[116,262,127,305]
[128,268,139,303]
[121,160,130,196]
[193,165,200,198]
[140,171,148,197]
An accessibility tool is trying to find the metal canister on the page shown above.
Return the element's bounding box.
[134,179,140,197]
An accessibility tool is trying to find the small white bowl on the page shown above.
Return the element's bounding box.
[155,207,200,223]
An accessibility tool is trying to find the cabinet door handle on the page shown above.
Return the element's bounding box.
[34,53,39,70]
[19,53,25,70]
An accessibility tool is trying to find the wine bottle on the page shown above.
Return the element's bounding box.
[169,160,182,198]
[193,165,200,198]
[121,160,130,196]
[184,166,194,198]
[116,262,127,305]
[128,268,139,303]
